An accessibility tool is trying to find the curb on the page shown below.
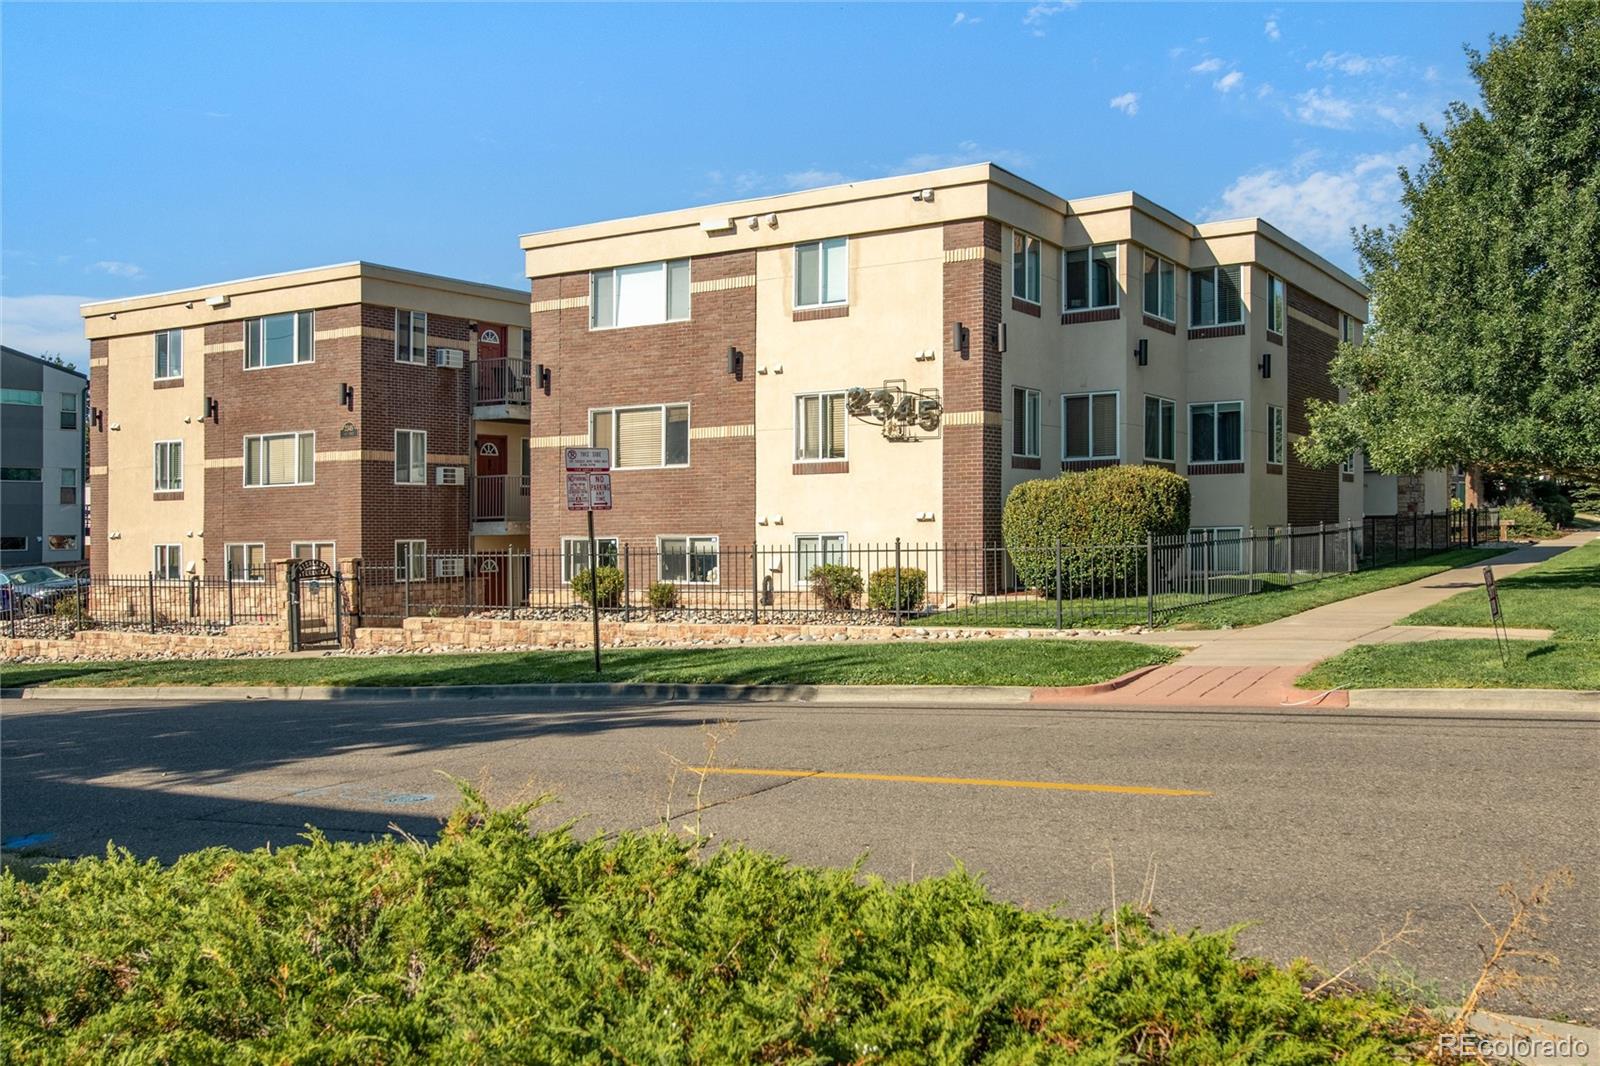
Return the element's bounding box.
[1030,663,1166,701]
[1345,688,1600,712]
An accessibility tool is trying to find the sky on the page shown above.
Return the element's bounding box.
[1,1,1522,369]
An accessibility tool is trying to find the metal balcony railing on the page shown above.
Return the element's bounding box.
[474,357,532,407]
[472,474,531,524]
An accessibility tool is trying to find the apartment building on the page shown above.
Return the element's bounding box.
[80,262,530,591]
[520,163,1372,587]
[1,346,87,567]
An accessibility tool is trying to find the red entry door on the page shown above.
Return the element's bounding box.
[476,435,509,607]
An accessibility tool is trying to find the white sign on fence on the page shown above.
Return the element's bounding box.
[563,447,611,473]
[565,472,613,511]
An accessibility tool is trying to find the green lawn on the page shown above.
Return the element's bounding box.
[1300,539,1600,690]
[0,639,1178,691]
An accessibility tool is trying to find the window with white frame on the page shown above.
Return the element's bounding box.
[1064,245,1118,310]
[225,543,267,581]
[395,429,427,485]
[795,392,846,462]
[244,431,315,487]
[395,539,426,582]
[659,535,719,584]
[561,536,619,582]
[153,544,182,580]
[292,541,336,564]
[244,311,314,368]
[395,310,428,364]
[1189,266,1243,327]
[1341,314,1356,343]
[1144,396,1176,462]
[1062,391,1119,460]
[795,238,848,308]
[153,440,183,492]
[589,404,689,469]
[1189,401,1243,463]
[1267,405,1285,465]
[1142,253,1176,321]
[590,260,690,329]
[1266,275,1286,334]
[1188,527,1244,573]
[154,329,183,379]
[1342,452,1358,475]
[1012,387,1041,458]
[60,392,78,430]
[59,468,78,505]
[1012,232,1042,304]
[795,534,847,578]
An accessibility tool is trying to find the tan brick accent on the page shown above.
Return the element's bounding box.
[88,339,109,577]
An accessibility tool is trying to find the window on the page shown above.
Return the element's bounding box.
[47,535,77,551]
[795,392,847,461]
[659,535,718,584]
[795,534,847,578]
[244,431,315,487]
[1144,396,1176,462]
[1061,392,1119,460]
[1342,452,1358,475]
[590,260,690,328]
[1266,275,1286,334]
[60,392,79,430]
[1267,405,1285,465]
[1188,528,1244,574]
[1012,232,1042,304]
[153,544,182,580]
[795,237,848,308]
[292,541,336,564]
[1064,244,1118,310]
[0,536,26,551]
[395,310,428,365]
[589,404,690,469]
[560,536,619,581]
[154,329,183,379]
[1,388,41,406]
[1012,387,1041,458]
[395,540,426,582]
[395,429,427,485]
[1,467,41,481]
[1189,401,1243,463]
[153,440,183,492]
[1142,253,1176,321]
[244,311,314,368]
[1341,314,1356,343]
[1189,266,1243,327]
[225,543,267,581]
[59,468,77,506]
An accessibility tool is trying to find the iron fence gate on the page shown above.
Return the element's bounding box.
[287,558,342,650]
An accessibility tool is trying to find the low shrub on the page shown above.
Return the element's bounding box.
[808,563,862,609]
[1501,501,1556,539]
[866,566,927,612]
[647,580,678,609]
[571,565,625,607]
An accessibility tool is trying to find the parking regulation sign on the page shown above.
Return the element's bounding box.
[564,447,610,473]
[566,472,613,511]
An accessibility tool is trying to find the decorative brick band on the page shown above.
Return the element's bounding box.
[688,423,756,441]
[943,410,1004,427]
[1062,307,1121,325]
[315,326,365,342]
[1144,460,1176,470]
[1010,455,1041,470]
[1266,463,1284,476]
[1266,330,1284,347]
[793,305,849,322]
[1011,297,1041,317]
[690,275,755,294]
[153,378,184,390]
[530,433,590,449]
[1142,315,1177,335]
[1187,324,1246,340]
[153,491,185,501]
[943,246,1004,265]
[1188,462,1245,475]
[1061,458,1119,472]
[202,341,245,355]
[793,461,849,475]
[531,294,589,313]
[89,357,108,369]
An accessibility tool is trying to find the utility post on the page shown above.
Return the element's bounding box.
[565,447,613,674]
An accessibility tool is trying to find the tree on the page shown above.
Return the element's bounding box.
[1302,1,1600,483]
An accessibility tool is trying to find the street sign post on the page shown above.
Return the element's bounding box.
[565,449,613,672]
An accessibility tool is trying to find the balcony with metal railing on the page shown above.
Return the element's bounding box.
[472,356,533,421]
[470,474,531,537]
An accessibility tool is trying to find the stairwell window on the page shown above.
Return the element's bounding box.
[795,392,847,462]
[589,404,690,469]
[795,238,848,308]
[153,544,182,580]
[1012,387,1041,458]
[245,311,314,368]
[1062,391,1119,461]
[395,429,427,485]
[1012,232,1042,304]
[1266,275,1286,334]
[1064,245,1118,310]
[154,329,183,380]
[1267,405,1285,465]
[1143,253,1176,321]
[244,431,315,487]
[590,260,691,329]
[1144,396,1176,462]
[153,440,183,492]
[1189,266,1243,327]
[1189,401,1243,463]
[395,310,428,365]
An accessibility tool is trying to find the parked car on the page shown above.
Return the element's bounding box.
[0,565,89,617]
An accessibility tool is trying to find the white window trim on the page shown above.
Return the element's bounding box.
[1062,244,1121,312]
[290,541,336,562]
[153,439,183,493]
[587,403,692,471]
[1189,266,1244,328]
[242,430,316,488]
[560,535,620,582]
[243,310,315,370]
[1141,251,1177,323]
[1188,527,1246,574]
[394,429,428,485]
[224,542,267,582]
[793,392,849,463]
[656,534,720,585]
[1267,405,1286,465]
[1012,386,1041,459]
[394,309,428,365]
[1187,401,1245,464]
[1061,390,1121,461]
[1012,231,1043,305]
[1266,275,1286,335]
[1143,395,1176,463]
[793,237,849,309]
[793,533,848,584]
[153,329,183,381]
[588,260,692,331]
[153,544,182,580]
[394,539,427,583]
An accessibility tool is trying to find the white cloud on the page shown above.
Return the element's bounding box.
[1307,51,1402,76]
[784,169,849,190]
[90,260,143,278]
[1189,57,1224,74]
[0,294,94,368]
[1214,71,1244,93]
[1294,87,1357,128]
[1264,17,1281,40]
[1022,1,1074,36]
[1108,91,1140,116]
[1205,147,1425,261]
[951,10,980,26]
[899,141,1032,172]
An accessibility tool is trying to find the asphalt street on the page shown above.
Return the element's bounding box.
[3,693,1596,1023]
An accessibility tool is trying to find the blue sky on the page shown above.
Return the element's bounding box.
[1,1,1520,367]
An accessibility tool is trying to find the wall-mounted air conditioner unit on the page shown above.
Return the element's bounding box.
[436,466,465,486]
[435,348,465,369]
[435,557,464,578]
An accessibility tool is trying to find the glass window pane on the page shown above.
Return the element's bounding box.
[1161,261,1176,320]
[1217,266,1242,324]
[1191,406,1216,462]
[590,409,614,456]
[822,238,848,304]
[796,536,819,577]
[1161,401,1175,461]
[798,395,820,460]
[666,260,690,320]
[1217,403,1242,461]
[591,271,615,328]
[1013,389,1027,455]
[244,437,261,485]
[616,407,663,468]
[660,538,687,581]
[1091,393,1118,457]
[825,394,845,458]
[1143,256,1160,316]
[615,263,665,327]
[396,311,411,361]
[299,432,315,483]
[396,431,410,478]
[1191,269,1215,326]
[296,311,314,361]
[796,243,821,307]
[1063,395,1089,458]
[245,320,260,367]
[262,313,295,366]
[1026,238,1041,302]
[1012,232,1026,300]
[1144,397,1161,458]
[1064,249,1088,309]
[665,405,689,465]
[1091,245,1117,307]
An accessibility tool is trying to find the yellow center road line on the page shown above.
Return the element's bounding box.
[690,767,1211,798]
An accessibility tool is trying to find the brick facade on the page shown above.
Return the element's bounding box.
[941,220,1005,588]
[1285,286,1341,526]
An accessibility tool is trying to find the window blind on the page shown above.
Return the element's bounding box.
[616,407,662,467]
[1091,394,1118,457]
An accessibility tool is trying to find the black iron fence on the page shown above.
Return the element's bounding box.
[3,572,281,639]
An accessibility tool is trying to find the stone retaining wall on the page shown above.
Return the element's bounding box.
[1,625,289,662]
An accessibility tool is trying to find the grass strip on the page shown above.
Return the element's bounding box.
[1297,638,1600,691]
[1398,540,1599,639]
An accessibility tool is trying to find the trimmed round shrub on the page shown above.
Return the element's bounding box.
[647,581,678,609]
[808,563,862,609]
[571,565,625,608]
[1002,466,1190,595]
[866,567,927,612]
[1500,502,1556,539]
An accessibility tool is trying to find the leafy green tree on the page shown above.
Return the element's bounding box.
[1303,1,1600,482]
